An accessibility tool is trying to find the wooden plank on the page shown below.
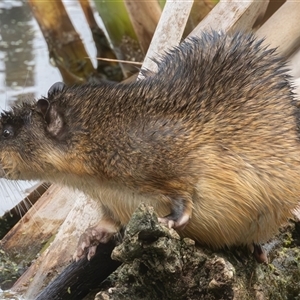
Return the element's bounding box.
[189,0,269,36]
[140,0,194,76]
[11,188,103,298]
[1,185,74,263]
[256,1,300,57]
[124,0,162,54]
[140,0,269,77]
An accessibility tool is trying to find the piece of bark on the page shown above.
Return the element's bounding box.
[95,203,237,299]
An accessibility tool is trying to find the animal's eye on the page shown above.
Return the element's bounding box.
[2,126,14,138]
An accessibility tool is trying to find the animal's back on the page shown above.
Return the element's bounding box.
[147,32,300,248]
[98,32,300,248]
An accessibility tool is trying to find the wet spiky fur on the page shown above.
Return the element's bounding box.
[0,31,300,249]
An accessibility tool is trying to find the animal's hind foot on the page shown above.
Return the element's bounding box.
[252,243,268,264]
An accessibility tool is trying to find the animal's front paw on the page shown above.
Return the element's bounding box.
[158,196,193,229]
[73,219,118,261]
[158,211,190,229]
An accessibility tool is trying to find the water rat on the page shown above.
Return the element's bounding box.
[1,32,300,263]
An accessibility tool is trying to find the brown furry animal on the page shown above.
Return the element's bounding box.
[0,32,299,262]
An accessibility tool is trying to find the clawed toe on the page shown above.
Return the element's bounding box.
[73,219,118,261]
[158,211,190,229]
[252,243,268,264]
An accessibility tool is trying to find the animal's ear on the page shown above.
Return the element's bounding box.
[36,99,51,123]
[36,99,50,119]
[48,82,65,97]
[36,99,64,138]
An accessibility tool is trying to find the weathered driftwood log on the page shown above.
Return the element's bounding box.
[28,0,95,84]
[1,185,74,265]
[10,188,105,299]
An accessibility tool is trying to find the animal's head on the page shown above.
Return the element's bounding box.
[0,82,69,181]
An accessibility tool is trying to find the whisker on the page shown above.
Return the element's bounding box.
[1,180,26,217]
[0,180,50,238]
[21,181,50,211]
[4,79,7,110]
